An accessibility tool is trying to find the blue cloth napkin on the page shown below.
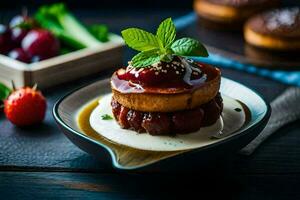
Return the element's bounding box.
[174,13,300,87]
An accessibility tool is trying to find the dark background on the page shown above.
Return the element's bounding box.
[1,0,299,10]
[1,0,298,29]
[1,0,298,25]
[1,0,194,9]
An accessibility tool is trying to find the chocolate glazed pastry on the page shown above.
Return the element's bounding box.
[244,7,300,51]
[194,0,280,30]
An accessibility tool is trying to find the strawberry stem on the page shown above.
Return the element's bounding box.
[32,83,37,91]
[11,80,16,91]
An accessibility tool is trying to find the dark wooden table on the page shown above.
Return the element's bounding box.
[1,9,300,200]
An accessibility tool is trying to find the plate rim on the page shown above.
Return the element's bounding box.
[53,77,271,170]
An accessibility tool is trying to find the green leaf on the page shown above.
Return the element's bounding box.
[121,28,159,51]
[0,83,11,101]
[160,54,173,62]
[121,19,209,69]
[131,50,161,68]
[171,38,209,57]
[35,3,101,49]
[156,18,176,48]
[101,114,113,120]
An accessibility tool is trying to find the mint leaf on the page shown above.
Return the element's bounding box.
[160,54,173,62]
[171,38,209,57]
[0,83,11,101]
[101,114,113,120]
[121,28,159,51]
[156,18,176,48]
[131,50,160,68]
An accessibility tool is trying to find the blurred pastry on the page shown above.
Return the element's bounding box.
[244,7,300,51]
[244,44,300,69]
[194,0,280,30]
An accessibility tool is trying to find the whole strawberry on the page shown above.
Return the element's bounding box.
[4,86,47,126]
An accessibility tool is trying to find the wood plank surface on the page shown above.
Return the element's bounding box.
[1,172,300,200]
[1,68,299,175]
[0,7,300,200]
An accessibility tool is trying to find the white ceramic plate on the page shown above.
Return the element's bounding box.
[90,93,246,151]
[53,77,270,170]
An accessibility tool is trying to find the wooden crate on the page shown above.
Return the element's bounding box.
[0,34,124,89]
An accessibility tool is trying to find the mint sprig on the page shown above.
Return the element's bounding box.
[156,18,176,48]
[171,38,208,57]
[121,18,208,68]
[131,49,161,68]
[101,114,113,120]
[121,28,159,52]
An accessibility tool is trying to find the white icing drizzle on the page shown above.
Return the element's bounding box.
[191,74,207,85]
[129,68,144,78]
[128,80,144,91]
[181,58,193,85]
[180,57,204,86]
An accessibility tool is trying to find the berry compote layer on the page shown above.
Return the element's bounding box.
[111,93,223,135]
